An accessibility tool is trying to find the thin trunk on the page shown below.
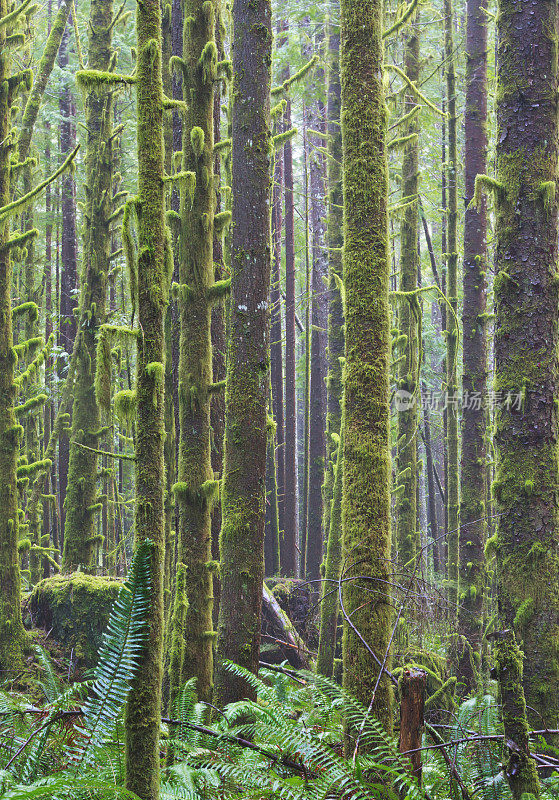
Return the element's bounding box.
[396,16,420,575]
[444,0,459,616]
[282,50,298,577]
[457,0,488,691]
[323,0,343,548]
[306,45,328,583]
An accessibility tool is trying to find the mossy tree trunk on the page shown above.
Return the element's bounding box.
[62,0,115,573]
[457,0,487,691]
[173,0,219,704]
[322,0,343,549]
[396,17,420,576]
[493,0,559,731]
[306,45,328,583]
[270,141,285,558]
[493,631,541,799]
[444,0,459,618]
[124,0,167,795]
[282,51,298,577]
[214,0,272,706]
[0,0,31,677]
[57,17,78,536]
[340,0,393,732]
[317,404,344,676]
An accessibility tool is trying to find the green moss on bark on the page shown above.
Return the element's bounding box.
[340,0,393,734]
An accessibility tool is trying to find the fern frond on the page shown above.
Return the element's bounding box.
[70,541,152,774]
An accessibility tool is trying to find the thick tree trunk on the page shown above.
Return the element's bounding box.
[0,0,30,675]
[340,0,393,733]
[457,0,487,691]
[493,0,559,731]
[214,0,272,706]
[124,0,167,795]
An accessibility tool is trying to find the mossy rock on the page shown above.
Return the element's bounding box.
[30,573,122,670]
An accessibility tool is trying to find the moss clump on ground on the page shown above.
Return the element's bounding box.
[30,572,122,669]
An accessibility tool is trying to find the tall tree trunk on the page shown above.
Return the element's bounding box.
[493,0,559,731]
[444,0,459,617]
[57,17,78,535]
[323,0,343,548]
[214,0,272,706]
[306,48,328,583]
[62,0,115,572]
[457,0,487,691]
[282,50,298,576]
[124,0,167,794]
[173,0,219,704]
[0,0,31,676]
[340,0,393,732]
[210,3,227,618]
[396,17,420,575]
[270,137,285,556]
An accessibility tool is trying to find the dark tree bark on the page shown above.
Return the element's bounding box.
[396,17,420,574]
[214,0,272,706]
[493,0,559,731]
[444,0,459,618]
[457,0,488,691]
[305,44,328,583]
[57,17,78,535]
[323,0,343,534]
[282,46,298,576]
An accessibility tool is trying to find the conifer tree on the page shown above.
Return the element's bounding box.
[340,0,393,731]
[62,0,116,572]
[124,0,168,793]
[214,0,272,706]
[171,0,225,703]
[457,0,488,690]
[396,16,420,574]
[444,0,459,616]
[322,0,343,549]
[492,0,559,730]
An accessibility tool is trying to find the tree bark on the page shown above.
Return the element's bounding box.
[493,0,559,732]
[124,0,167,794]
[457,0,488,691]
[340,0,393,733]
[214,0,272,706]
